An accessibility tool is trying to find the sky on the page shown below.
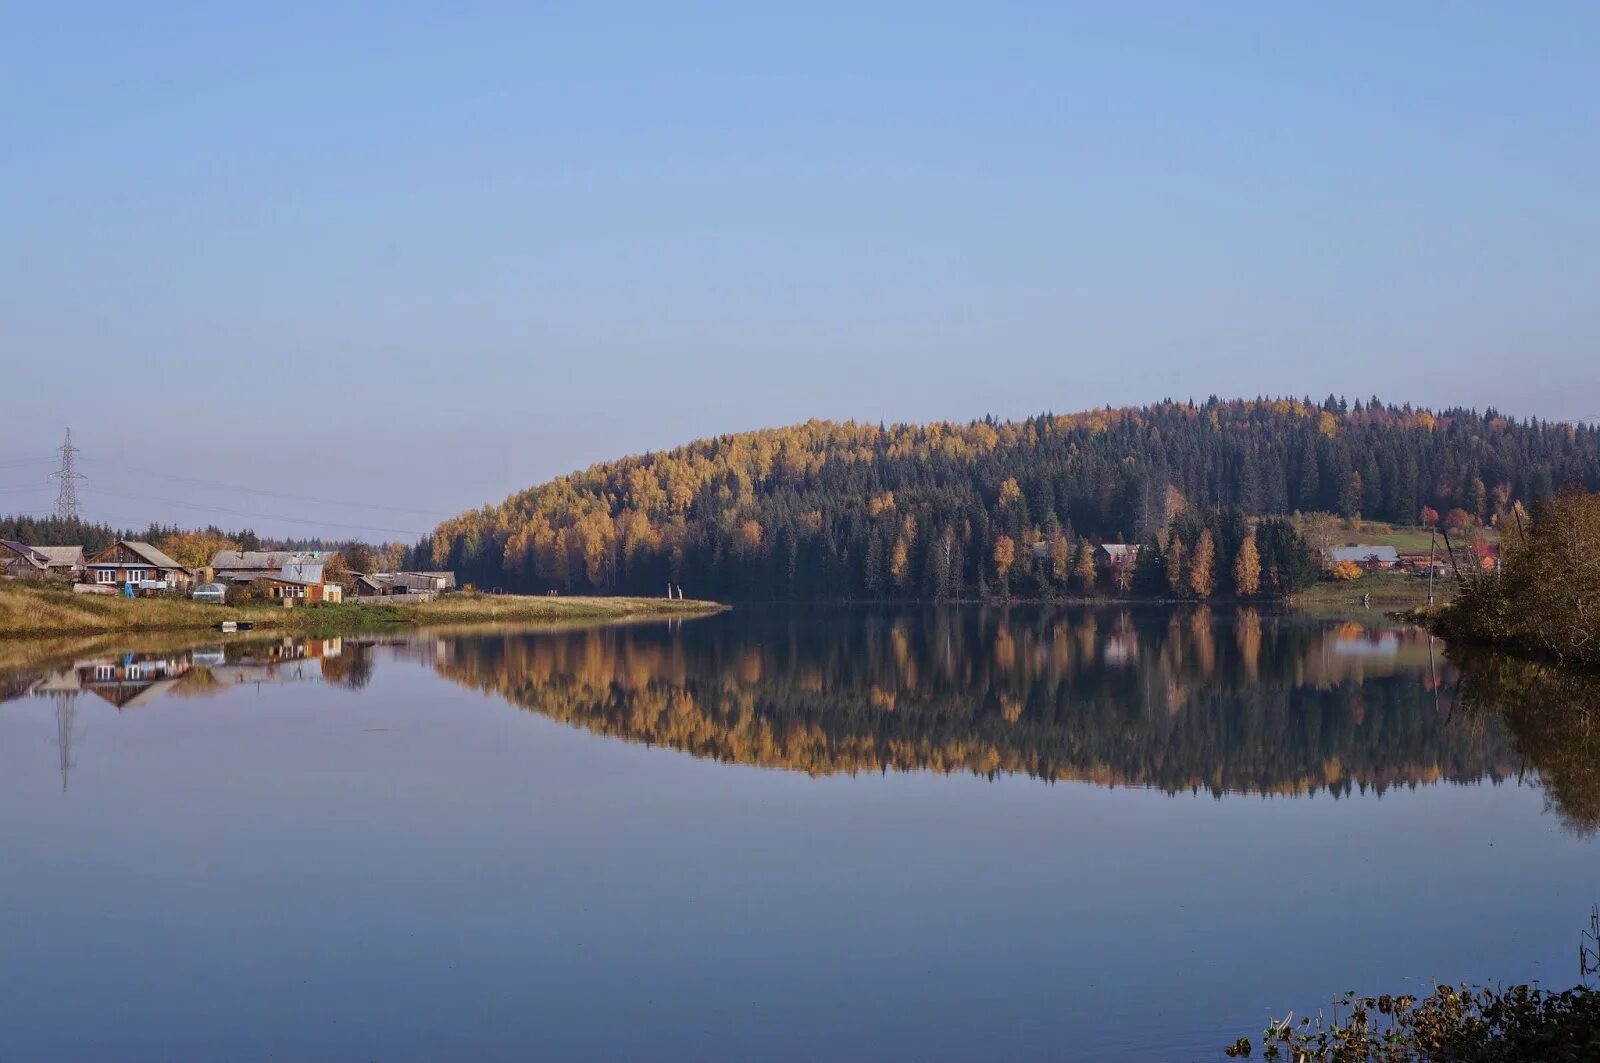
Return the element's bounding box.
[3,3,1598,540]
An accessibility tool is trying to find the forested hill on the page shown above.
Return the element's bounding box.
[428,398,1600,599]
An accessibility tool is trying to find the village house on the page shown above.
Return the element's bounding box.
[353,571,457,599]
[210,549,328,584]
[84,541,193,590]
[1401,554,1451,578]
[257,561,343,604]
[0,539,51,579]
[1326,545,1401,572]
[32,545,86,580]
[1097,543,1140,581]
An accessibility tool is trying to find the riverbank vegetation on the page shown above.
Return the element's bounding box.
[1227,906,1599,1061]
[1295,571,1446,612]
[0,582,722,639]
[1435,487,1600,667]
[426,398,1597,600]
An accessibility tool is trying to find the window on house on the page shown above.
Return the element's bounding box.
[96,569,115,584]
[94,665,116,681]
[126,569,146,583]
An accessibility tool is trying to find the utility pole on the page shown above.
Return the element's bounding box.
[1427,530,1437,607]
[51,428,85,521]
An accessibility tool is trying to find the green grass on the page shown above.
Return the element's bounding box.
[1327,521,1498,553]
[1295,570,1451,613]
[0,582,725,639]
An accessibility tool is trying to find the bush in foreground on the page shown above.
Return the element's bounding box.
[1227,911,1600,1061]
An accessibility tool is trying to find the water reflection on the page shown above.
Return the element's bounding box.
[1451,647,1600,835]
[424,607,1522,800]
[12,637,343,790]
[5,608,1596,830]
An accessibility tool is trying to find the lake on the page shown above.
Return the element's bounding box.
[1,606,1595,1061]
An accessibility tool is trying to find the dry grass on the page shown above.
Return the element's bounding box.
[0,582,724,639]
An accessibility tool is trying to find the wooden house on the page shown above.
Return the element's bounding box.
[1096,543,1140,578]
[210,549,314,584]
[84,541,193,590]
[32,545,86,579]
[258,561,343,604]
[353,571,457,598]
[0,539,50,579]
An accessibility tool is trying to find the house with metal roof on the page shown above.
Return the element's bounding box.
[210,549,321,583]
[255,561,342,603]
[1327,545,1401,571]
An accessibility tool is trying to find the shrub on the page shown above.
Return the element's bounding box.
[1330,560,1365,581]
[1447,487,1600,665]
[1228,909,1600,1061]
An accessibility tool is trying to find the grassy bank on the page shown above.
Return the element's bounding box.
[1293,570,1449,613]
[0,583,725,639]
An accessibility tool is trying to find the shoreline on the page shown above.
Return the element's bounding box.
[0,584,727,640]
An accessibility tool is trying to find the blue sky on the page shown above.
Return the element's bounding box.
[3,4,1597,539]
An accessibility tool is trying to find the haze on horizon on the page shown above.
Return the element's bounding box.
[3,4,1597,540]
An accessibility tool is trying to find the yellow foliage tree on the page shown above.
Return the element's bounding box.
[993,535,1016,593]
[158,531,242,570]
[1074,540,1098,594]
[1233,534,1261,597]
[1331,559,1364,581]
[999,478,1023,510]
[1189,529,1216,598]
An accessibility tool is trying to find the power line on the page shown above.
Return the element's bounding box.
[88,485,429,537]
[89,457,458,517]
[51,429,84,520]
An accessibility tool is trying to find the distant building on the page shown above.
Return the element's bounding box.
[0,539,50,578]
[84,541,192,590]
[210,549,330,584]
[352,570,457,599]
[1098,543,1139,564]
[258,562,343,604]
[1326,545,1401,571]
[32,545,86,579]
[1096,543,1140,580]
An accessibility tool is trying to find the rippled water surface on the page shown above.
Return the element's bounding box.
[2,606,1595,1061]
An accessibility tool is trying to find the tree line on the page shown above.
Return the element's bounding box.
[427,397,1600,599]
[0,515,412,574]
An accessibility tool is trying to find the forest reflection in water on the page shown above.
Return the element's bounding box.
[8,606,1596,832]
[402,605,1597,828]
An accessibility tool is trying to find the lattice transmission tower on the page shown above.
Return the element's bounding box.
[51,427,85,521]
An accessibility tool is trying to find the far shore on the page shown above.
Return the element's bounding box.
[0,583,727,640]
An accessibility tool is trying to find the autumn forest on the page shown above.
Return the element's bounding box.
[427,398,1600,600]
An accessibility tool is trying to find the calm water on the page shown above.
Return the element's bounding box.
[1,606,1595,1061]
